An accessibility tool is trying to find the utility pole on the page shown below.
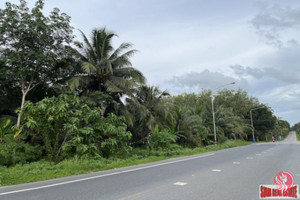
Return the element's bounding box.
[211,82,236,145]
[250,106,264,142]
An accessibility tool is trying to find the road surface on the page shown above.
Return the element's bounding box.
[1,132,299,200]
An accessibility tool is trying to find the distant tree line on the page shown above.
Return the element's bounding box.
[291,123,300,135]
[0,0,290,166]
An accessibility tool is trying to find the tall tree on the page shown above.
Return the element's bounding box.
[125,86,171,145]
[70,28,145,114]
[0,0,74,126]
[169,93,209,146]
[0,58,20,118]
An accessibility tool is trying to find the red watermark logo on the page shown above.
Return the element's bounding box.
[274,171,295,191]
[260,171,298,199]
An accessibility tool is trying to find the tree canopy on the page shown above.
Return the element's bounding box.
[0,0,75,125]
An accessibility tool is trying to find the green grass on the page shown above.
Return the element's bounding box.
[296,131,300,141]
[0,140,250,186]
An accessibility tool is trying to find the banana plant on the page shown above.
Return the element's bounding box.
[0,119,12,143]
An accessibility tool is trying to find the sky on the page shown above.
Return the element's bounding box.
[3,0,300,125]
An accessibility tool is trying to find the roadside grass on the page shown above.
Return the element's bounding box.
[296,131,300,141]
[0,140,250,186]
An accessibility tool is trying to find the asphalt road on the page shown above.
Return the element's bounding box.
[1,132,299,200]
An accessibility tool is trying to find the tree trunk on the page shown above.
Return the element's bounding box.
[16,90,27,127]
[147,132,153,150]
[100,103,107,117]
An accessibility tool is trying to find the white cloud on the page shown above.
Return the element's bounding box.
[166,69,247,94]
[231,63,300,84]
[258,84,300,124]
[251,2,300,47]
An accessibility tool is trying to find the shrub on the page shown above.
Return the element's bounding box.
[148,126,176,149]
[98,114,132,157]
[0,119,41,166]
[20,94,132,162]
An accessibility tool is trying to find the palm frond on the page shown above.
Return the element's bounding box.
[104,80,122,93]
[100,29,115,59]
[112,49,138,67]
[79,29,97,63]
[114,67,146,84]
[68,76,89,90]
[109,42,133,60]
[81,62,97,74]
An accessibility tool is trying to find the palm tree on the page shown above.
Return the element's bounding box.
[125,86,171,146]
[172,104,209,146]
[167,93,211,146]
[214,105,248,141]
[69,28,146,114]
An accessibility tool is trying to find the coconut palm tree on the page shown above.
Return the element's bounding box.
[214,106,248,140]
[125,86,172,145]
[172,104,209,146]
[69,28,146,114]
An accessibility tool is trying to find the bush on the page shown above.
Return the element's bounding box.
[217,134,228,144]
[148,126,176,149]
[98,114,132,157]
[0,119,41,166]
[20,94,132,162]
[0,140,42,166]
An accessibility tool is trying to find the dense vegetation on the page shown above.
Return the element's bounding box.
[291,123,300,141]
[0,0,291,184]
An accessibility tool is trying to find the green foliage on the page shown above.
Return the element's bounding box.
[215,89,260,119]
[292,122,300,141]
[169,93,209,146]
[0,138,42,167]
[0,119,41,166]
[0,59,20,118]
[148,126,176,149]
[63,113,132,158]
[250,107,277,141]
[99,114,132,157]
[125,85,171,145]
[296,131,300,141]
[0,118,11,142]
[21,94,132,162]
[292,122,300,131]
[69,28,145,115]
[80,91,117,116]
[0,0,74,85]
[0,0,75,125]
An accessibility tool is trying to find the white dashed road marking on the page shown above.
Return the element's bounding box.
[233,162,240,164]
[212,169,222,172]
[174,182,187,186]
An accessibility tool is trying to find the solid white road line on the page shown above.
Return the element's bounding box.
[0,153,214,196]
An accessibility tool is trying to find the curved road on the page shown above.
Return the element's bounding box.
[1,132,299,200]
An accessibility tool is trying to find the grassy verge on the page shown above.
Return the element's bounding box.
[0,140,250,186]
[296,131,300,141]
